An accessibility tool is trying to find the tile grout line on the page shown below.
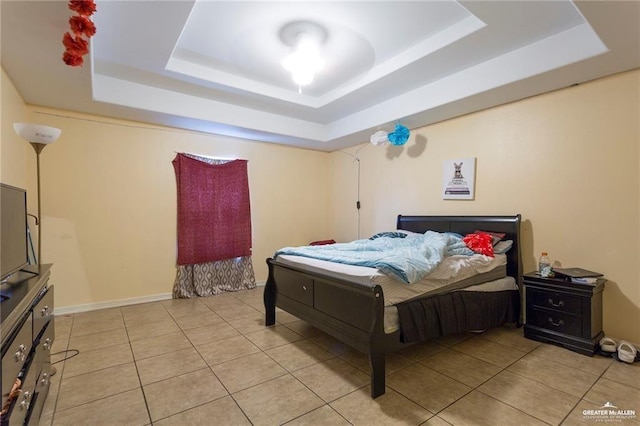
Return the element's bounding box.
[467,339,617,426]
[130,304,165,425]
[233,295,358,424]
[556,356,618,425]
[466,340,559,425]
[46,314,75,425]
[154,301,245,425]
[424,331,556,424]
[228,296,337,425]
[48,313,142,421]
[189,294,275,425]
[47,290,635,426]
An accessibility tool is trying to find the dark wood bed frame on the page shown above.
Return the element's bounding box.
[264,214,522,398]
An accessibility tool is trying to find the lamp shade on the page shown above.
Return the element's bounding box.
[13,123,61,144]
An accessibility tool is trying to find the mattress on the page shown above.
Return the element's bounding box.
[276,253,516,334]
[276,253,507,306]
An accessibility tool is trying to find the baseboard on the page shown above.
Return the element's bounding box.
[54,281,266,315]
[54,293,174,315]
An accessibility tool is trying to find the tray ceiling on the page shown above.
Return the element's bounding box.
[2,1,639,151]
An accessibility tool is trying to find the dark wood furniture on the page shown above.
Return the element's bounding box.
[523,272,604,356]
[264,215,522,398]
[1,265,54,426]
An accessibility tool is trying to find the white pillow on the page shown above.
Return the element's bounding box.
[494,240,513,254]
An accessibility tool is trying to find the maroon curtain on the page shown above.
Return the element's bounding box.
[173,154,251,265]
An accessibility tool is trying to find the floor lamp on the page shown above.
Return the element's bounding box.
[13,123,62,265]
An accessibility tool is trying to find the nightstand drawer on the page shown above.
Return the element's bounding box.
[528,288,582,314]
[527,308,582,336]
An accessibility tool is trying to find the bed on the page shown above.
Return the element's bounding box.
[263,215,523,398]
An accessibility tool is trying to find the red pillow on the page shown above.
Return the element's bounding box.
[463,233,494,257]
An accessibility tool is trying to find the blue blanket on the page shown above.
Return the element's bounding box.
[276,231,466,284]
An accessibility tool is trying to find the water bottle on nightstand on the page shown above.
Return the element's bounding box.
[539,252,551,277]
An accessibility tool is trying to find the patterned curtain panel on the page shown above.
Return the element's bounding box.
[173,256,256,298]
[172,153,256,298]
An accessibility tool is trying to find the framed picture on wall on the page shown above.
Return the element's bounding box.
[442,158,476,200]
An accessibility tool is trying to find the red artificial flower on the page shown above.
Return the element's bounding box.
[462,233,494,257]
[62,51,84,67]
[68,0,96,16]
[63,32,89,56]
[63,0,97,66]
[69,15,96,37]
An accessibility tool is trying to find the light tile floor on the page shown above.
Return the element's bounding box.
[39,287,640,425]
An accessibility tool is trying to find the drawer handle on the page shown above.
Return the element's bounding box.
[40,373,50,387]
[40,305,50,317]
[43,337,52,350]
[548,317,565,327]
[302,285,307,291]
[20,391,31,411]
[547,298,564,308]
[14,344,27,362]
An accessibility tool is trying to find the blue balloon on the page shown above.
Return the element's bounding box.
[388,123,410,146]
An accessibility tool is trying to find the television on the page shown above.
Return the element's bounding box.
[1,183,29,282]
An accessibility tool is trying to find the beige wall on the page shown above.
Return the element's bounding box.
[1,69,29,187]
[39,112,330,310]
[2,70,331,309]
[331,69,640,343]
[3,65,639,343]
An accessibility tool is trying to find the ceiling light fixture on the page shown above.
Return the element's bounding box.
[280,21,327,93]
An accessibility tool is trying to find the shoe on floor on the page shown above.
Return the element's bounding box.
[598,337,617,357]
[613,341,640,364]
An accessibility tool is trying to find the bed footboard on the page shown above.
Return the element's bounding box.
[264,257,401,398]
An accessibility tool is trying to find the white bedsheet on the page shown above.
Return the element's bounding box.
[277,253,507,306]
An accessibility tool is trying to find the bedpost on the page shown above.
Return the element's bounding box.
[369,285,387,398]
[370,349,386,398]
[264,258,276,326]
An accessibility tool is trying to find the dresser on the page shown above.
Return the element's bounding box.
[1,265,54,425]
[523,271,604,355]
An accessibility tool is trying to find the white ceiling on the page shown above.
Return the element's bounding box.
[2,1,639,152]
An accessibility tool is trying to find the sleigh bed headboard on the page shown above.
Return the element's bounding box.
[396,215,523,288]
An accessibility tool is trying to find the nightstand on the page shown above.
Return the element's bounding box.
[523,272,605,356]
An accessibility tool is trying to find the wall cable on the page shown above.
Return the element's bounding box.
[338,143,369,239]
